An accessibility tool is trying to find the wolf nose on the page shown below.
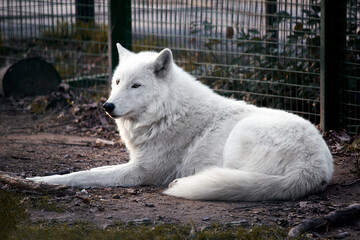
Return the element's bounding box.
[103,102,115,113]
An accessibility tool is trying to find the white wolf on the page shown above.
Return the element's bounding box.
[29,43,333,201]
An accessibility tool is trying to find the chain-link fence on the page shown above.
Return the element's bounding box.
[132,0,322,123]
[0,0,109,95]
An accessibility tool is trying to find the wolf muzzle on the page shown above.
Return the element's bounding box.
[103,102,115,115]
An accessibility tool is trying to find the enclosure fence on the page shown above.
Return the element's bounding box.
[0,0,359,134]
[340,1,360,135]
[0,0,109,94]
[132,0,321,125]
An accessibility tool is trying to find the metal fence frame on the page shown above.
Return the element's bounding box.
[1,0,359,134]
[117,0,359,133]
[128,0,323,125]
[339,0,360,134]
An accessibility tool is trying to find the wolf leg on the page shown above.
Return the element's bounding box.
[27,163,144,188]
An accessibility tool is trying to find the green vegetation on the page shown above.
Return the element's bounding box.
[188,1,321,122]
[9,221,294,240]
[1,189,302,240]
[345,137,360,153]
[29,195,65,213]
[132,36,167,53]
[41,20,108,54]
[0,189,28,240]
[39,20,109,95]
[344,136,360,176]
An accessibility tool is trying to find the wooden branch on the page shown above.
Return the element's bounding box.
[288,203,360,237]
[342,178,360,187]
[0,171,74,195]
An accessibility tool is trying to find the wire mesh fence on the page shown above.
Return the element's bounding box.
[340,0,360,134]
[0,0,109,96]
[132,0,321,124]
[0,0,359,133]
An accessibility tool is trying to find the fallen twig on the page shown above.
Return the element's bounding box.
[288,203,360,237]
[44,168,71,176]
[0,171,74,196]
[45,141,89,147]
[342,178,360,187]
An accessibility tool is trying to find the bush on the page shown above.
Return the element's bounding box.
[0,189,28,239]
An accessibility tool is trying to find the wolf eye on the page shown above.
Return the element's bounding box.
[116,79,120,85]
[132,83,141,89]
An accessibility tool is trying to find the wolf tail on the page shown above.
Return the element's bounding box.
[163,167,329,201]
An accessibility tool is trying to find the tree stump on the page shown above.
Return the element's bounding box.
[0,58,61,97]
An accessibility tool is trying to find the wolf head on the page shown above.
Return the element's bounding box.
[103,43,174,120]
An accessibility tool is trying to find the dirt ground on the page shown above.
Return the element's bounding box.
[1,93,360,239]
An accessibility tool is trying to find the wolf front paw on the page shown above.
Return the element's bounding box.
[27,175,68,185]
[27,176,45,182]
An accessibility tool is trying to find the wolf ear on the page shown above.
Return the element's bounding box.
[154,48,173,78]
[116,43,133,61]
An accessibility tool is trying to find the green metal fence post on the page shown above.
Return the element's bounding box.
[265,0,278,62]
[108,0,132,79]
[320,1,346,131]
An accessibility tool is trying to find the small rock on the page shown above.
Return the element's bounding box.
[227,219,250,227]
[80,189,88,194]
[202,216,210,221]
[131,218,151,224]
[82,102,98,110]
[113,194,121,199]
[57,111,65,119]
[305,233,315,238]
[72,106,81,115]
[199,226,211,231]
[58,83,70,92]
[89,208,97,213]
[95,138,115,148]
[99,117,110,127]
[124,188,138,195]
[81,198,90,205]
[145,202,155,208]
[277,219,289,227]
[299,201,308,208]
[334,232,350,239]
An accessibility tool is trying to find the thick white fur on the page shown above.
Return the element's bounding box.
[28,44,333,201]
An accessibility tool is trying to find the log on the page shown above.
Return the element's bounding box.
[0,58,61,97]
[288,203,360,237]
[0,171,74,195]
